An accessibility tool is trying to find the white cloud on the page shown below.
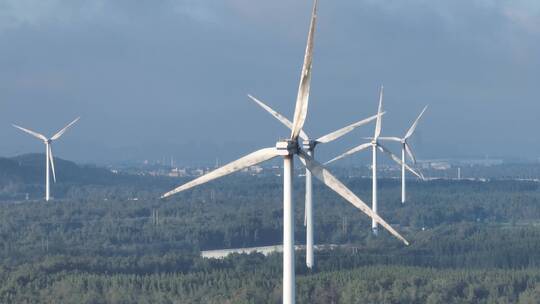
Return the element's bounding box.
[1,0,539,32]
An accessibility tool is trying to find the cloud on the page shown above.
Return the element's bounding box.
[0,0,110,31]
[0,0,539,162]
[0,0,213,32]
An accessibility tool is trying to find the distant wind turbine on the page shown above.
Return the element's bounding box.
[378,106,428,203]
[162,1,409,303]
[326,87,422,234]
[247,94,380,269]
[13,117,80,201]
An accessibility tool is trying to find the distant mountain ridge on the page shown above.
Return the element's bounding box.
[0,153,116,185]
[0,154,183,201]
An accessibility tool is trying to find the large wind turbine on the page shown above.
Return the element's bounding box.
[326,87,422,234]
[247,94,380,269]
[162,2,409,303]
[13,117,80,201]
[379,106,428,203]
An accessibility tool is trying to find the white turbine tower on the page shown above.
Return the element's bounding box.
[247,94,380,269]
[379,106,428,203]
[326,87,422,234]
[13,117,80,201]
[162,2,409,303]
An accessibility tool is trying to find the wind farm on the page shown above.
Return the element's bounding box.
[161,2,409,301]
[326,88,423,234]
[0,0,539,303]
[248,94,380,269]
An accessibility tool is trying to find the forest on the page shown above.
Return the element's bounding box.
[1,155,540,302]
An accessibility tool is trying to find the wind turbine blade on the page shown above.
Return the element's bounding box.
[404,142,417,164]
[403,145,424,180]
[315,113,383,144]
[48,145,57,183]
[298,151,409,245]
[418,169,426,181]
[12,124,47,142]
[161,147,280,198]
[377,137,402,142]
[374,86,384,138]
[324,143,371,165]
[248,95,309,141]
[51,117,80,140]
[404,105,428,139]
[378,144,422,179]
[290,0,318,140]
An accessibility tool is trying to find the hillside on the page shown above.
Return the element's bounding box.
[0,154,163,201]
[0,154,117,184]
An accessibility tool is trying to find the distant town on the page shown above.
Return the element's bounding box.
[107,157,540,183]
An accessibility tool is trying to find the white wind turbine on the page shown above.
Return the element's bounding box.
[378,106,428,203]
[13,117,80,201]
[326,87,422,234]
[162,2,409,303]
[247,94,380,269]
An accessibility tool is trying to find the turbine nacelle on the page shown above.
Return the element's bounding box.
[302,140,317,151]
[276,140,299,156]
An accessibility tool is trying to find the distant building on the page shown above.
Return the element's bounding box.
[459,159,503,166]
[168,168,187,177]
[430,162,451,170]
[249,165,263,174]
[192,169,204,176]
[241,165,264,175]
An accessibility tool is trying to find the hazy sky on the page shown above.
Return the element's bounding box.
[0,0,538,165]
